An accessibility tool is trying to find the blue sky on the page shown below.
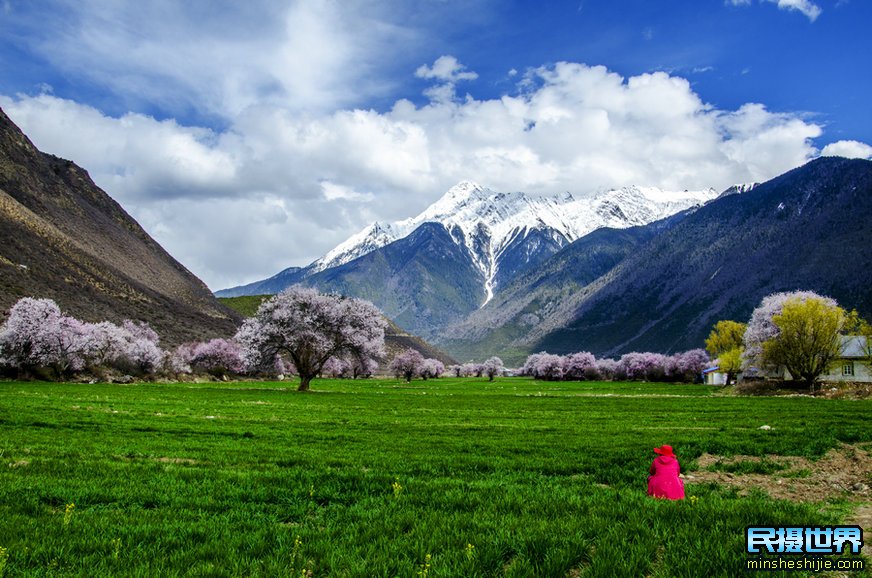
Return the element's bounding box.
[2,0,871,289]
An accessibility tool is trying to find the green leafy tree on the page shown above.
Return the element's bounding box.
[761,295,845,391]
[704,320,746,384]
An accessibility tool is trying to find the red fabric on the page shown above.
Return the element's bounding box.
[647,455,685,500]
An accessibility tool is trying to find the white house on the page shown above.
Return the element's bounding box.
[818,336,871,383]
[743,335,871,384]
[703,366,729,385]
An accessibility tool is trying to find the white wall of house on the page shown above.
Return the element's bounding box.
[820,359,872,383]
[704,371,727,385]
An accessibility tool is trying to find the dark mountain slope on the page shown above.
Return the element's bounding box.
[436,224,665,363]
[0,107,239,345]
[218,295,456,365]
[533,156,872,356]
[489,226,570,292]
[216,266,306,298]
[302,222,486,340]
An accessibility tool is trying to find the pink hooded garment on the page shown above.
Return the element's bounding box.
[647,448,685,500]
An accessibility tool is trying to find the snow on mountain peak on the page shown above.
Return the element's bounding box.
[312,220,398,273]
[717,182,759,199]
[446,180,485,197]
[311,181,718,287]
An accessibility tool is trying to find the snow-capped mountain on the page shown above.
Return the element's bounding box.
[311,181,718,303]
[717,182,759,199]
[217,160,872,361]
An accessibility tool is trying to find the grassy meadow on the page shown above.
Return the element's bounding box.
[0,377,869,577]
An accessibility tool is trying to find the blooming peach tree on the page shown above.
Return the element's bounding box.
[389,348,425,382]
[235,287,385,391]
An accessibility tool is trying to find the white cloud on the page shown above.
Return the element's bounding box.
[6,0,418,117]
[415,56,480,105]
[1,60,850,290]
[727,0,822,21]
[415,56,479,83]
[0,94,239,200]
[321,182,375,202]
[769,0,822,20]
[821,140,872,160]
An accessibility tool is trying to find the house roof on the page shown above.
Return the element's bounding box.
[840,335,869,359]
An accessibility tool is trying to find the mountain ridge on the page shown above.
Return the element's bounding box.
[529,156,872,357]
[218,180,717,302]
[0,106,241,345]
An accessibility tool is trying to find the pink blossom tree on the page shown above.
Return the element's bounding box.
[322,356,351,378]
[534,353,565,381]
[0,298,87,377]
[595,358,617,380]
[186,338,245,376]
[117,320,164,375]
[520,353,544,377]
[389,348,425,382]
[460,362,480,377]
[562,351,596,381]
[420,358,445,379]
[482,356,505,381]
[235,287,385,391]
[618,352,670,381]
[667,349,710,383]
[79,321,128,371]
[0,297,62,375]
[350,356,378,379]
[165,345,194,375]
[235,286,386,391]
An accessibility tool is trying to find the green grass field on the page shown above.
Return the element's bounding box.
[0,378,869,577]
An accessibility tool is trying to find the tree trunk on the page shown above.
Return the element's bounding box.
[297,374,312,392]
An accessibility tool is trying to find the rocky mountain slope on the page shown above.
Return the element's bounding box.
[0,107,240,345]
[436,221,677,362]
[514,157,872,360]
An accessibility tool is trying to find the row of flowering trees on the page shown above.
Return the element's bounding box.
[0,298,166,379]
[388,349,446,381]
[0,297,257,380]
[1,294,709,385]
[519,349,710,383]
[0,289,388,391]
[447,357,506,381]
[387,351,509,382]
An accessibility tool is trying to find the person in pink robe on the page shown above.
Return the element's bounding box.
[647,444,685,500]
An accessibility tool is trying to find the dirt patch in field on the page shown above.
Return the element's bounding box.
[113,455,201,465]
[848,503,872,533]
[687,444,871,503]
[687,444,872,532]
[153,456,200,465]
[732,381,872,399]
